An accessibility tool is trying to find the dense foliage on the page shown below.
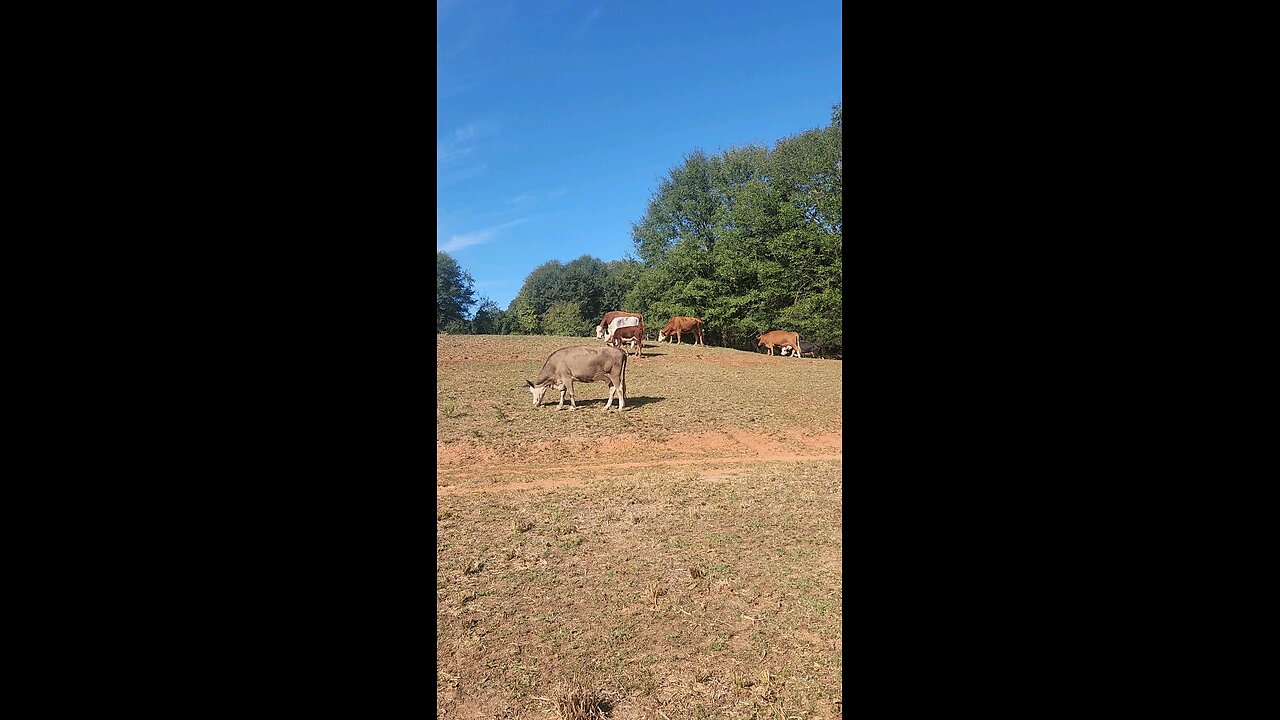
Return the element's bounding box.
[440,103,841,352]
[436,251,476,333]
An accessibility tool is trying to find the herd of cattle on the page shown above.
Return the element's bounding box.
[524,312,828,410]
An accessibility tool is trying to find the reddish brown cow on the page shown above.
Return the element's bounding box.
[757,330,801,358]
[608,324,644,358]
[658,317,704,346]
[596,311,644,339]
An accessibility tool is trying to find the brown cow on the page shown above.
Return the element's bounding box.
[657,317,704,346]
[608,324,644,358]
[524,345,628,411]
[596,311,644,339]
[757,330,801,358]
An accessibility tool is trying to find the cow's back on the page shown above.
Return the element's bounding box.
[546,345,621,371]
[760,330,797,345]
[599,311,643,329]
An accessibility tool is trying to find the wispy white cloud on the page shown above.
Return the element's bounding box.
[438,231,494,253]
[572,6,603,39]
[437,123,486,163]
[438,218,530,253]
[438,121,498,185]
[438,163,489,187]
[507,189,567,209]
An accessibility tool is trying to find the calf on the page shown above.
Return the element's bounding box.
[757,330,802,358]
[608,324,644,358]
[524,345,627,411]
[657,316,705,346]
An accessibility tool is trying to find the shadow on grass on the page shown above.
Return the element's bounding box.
[621,395,663,409]
[541,396,664,410]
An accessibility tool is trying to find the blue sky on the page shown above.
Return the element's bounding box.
[437,0,842,311]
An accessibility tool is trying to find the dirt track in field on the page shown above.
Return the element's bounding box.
[438,428,842,494]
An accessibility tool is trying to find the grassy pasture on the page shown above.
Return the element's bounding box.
[437,334,842,718]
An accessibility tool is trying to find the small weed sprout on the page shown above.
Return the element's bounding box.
[647,581,663,607]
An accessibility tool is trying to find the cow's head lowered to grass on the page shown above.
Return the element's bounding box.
[524,346,628,411]
[524,379,551,406]
[523,379,570,406]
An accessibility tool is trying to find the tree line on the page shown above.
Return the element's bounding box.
[437,102,841,352]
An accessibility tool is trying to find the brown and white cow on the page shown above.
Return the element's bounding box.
[657,316,704,346]
[757,330,801,358]
[596,311,644,339]
[600,315,641,342]
[608,324,644,358]
[524,345,628,411]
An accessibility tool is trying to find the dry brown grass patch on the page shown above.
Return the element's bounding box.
[548,679,612,720]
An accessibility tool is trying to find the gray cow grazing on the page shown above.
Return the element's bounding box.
[524,345,628,411]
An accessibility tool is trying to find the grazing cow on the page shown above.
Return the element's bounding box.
[757,330,802,358]
[608,324,644,358]
[781,340,823,358]
[657,317,705,346]
[596,311,644,339]
[600,315,641,342]
[524,345,627,411]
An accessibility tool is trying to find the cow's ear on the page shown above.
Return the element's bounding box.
[524,380,533,387]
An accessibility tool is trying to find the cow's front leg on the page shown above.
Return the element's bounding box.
[567,382,579,410]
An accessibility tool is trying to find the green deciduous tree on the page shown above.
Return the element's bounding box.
[542,301,592,337]
[507,296,541,334]
[437,251,476,333]
[471,297,505,335]
[506,254,618,334]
